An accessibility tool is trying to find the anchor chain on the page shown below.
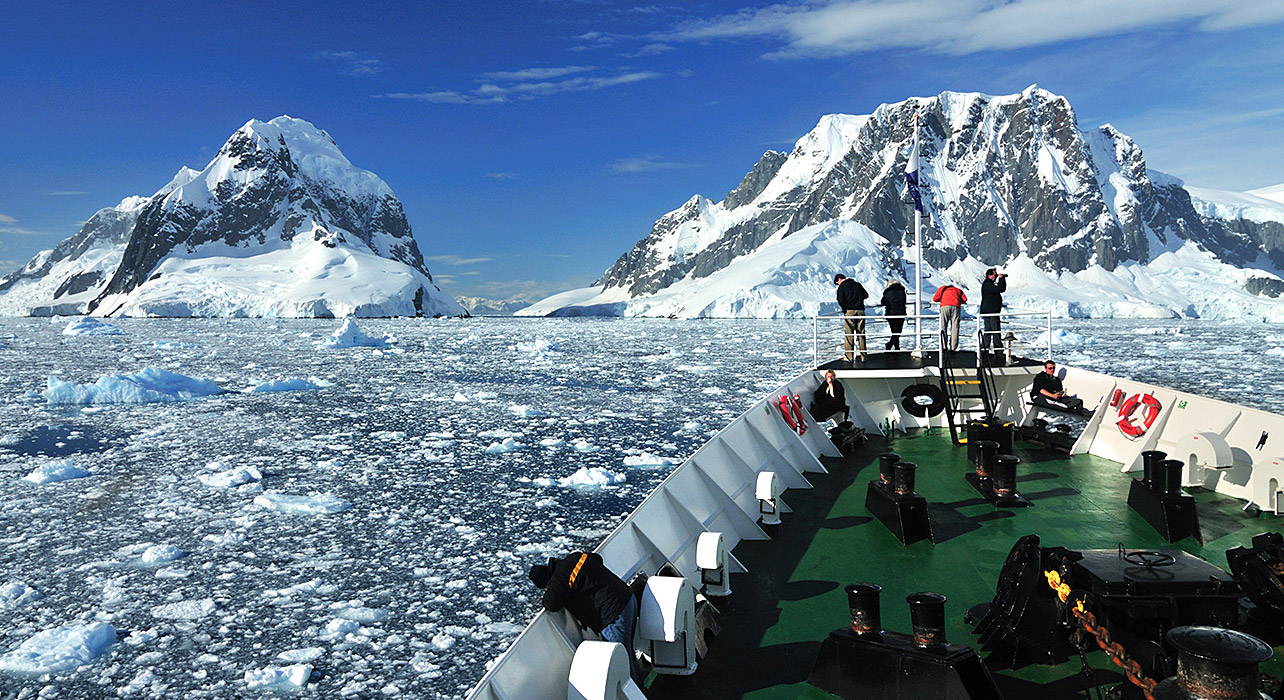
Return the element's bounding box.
[1045,570,1159,700]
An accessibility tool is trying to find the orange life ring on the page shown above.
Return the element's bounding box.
[779,395,799,433]
[1117,393,1161,439]
[790,394,807,436]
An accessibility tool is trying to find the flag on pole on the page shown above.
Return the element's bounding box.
[904,128,923,213]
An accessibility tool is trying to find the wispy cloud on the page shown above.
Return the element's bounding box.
[0,214,47,236]
[42,190,88,196]
[378,67,661,104]
[610,155,694,173]
[0,214,15,224]
[313,50,387,76]
[479,66,595,81]
[485,172,517,180]
[660,0,1284,58]
[625,43,674,58]
[428,255,494,265]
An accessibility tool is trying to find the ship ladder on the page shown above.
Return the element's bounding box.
[937,352,996,446]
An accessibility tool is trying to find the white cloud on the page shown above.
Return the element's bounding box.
[0,214,15,224]
[485,172,517,180]
[378,68,661,104]
[313,50,387,76]
[428,255,495,265]
[0,214,46,236]
[42,191,88,196]
[661,0,1284,58]
[479,66,596,81]
[611,155,694,173]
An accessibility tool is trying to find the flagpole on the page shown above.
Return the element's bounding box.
[912,109,923,355]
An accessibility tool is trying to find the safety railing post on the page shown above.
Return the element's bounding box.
[813,316,819,369]
[1046,312,1053,361]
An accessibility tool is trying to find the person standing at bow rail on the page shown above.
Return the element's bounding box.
[979,268,1007,353]
[834,274,869,364]
[933,283,967,351]
[880,279,907,351]
[530,552,640,683]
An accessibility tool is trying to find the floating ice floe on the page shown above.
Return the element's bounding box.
[152,340,201,349]
[0,581,43,610]
[0,622,116,673]
[570,439,600,453]
[317,318,393,349]
[254,492,351,515]
[516,338,561,357]
[317,618,363,641]
[535,466,626,490]
[244,663,312,690]
[1033,328,1096,347]
[508,404,543,417]
[151,598,216,620]
[484,438,527,454]
[247,377,334,393]
[22,459,91,484]
[277,647,325,663]
[538,437,566,448]
[43,367,226,405]
[623,453,680,469]
[333,605,389,623]
[62,317,125,337]
[197,463,263,488]
[139,544,186,565]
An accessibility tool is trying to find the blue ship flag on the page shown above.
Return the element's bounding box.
[905,131,923,213]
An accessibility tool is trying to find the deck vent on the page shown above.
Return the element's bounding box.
[756,471,781,526]
[638,575,698,676]
[696,532,731,597]
[567,640,647,700]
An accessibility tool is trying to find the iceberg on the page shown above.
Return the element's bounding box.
[42,367,226,404]
[22,459,91,484]
[317,318,393,349]
[62,317,125,336]
[0,622,116,673]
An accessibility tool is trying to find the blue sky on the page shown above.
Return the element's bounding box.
[2,1,1283,300]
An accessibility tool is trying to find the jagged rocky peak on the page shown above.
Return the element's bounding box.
[0,115,463,318]
[595,84,1280,301]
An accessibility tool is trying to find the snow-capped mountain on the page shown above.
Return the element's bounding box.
[522,86,1284,320]
[0,116,465,318]
[455,296,532,316]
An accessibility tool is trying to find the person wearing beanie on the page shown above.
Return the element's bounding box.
[529,551,639,683]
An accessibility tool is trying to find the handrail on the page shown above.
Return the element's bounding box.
[812,306,1054,368]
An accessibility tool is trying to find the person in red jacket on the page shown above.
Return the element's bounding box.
[932,284,967,351]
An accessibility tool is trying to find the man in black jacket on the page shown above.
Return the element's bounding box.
[880,279,907,350]
[834,274,869,363]
[979,268,1006,351]
[530,552,639,682]
[1031,360,1084,412]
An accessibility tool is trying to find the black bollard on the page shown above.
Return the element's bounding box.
[992,455,1018,495]
[1153,626,1273,700]
[878,453,900,486]
[975,440,999,477]
[846,583,882,635]
[907,592,947,647]
[1142,450,1167,490]
[1162,459,1186,497]
[893,462,917,495]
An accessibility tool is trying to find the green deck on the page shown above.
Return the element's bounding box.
[658,429,1282,699]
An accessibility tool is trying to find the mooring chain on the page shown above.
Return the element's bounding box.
[1044,570,1159,700]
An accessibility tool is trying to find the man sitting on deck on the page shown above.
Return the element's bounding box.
[530,552,640,684]
[1031,360,1085,413]
[811,369,849,422]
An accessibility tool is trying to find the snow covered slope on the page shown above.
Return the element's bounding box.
[523,87,1284,320]
[0,116,464,318]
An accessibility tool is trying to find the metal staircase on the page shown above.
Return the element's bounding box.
[938,350,997,446]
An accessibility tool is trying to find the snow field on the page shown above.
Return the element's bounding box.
[0,317,1277,698]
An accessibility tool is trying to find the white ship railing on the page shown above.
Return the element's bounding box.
[811,306,1053,368]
